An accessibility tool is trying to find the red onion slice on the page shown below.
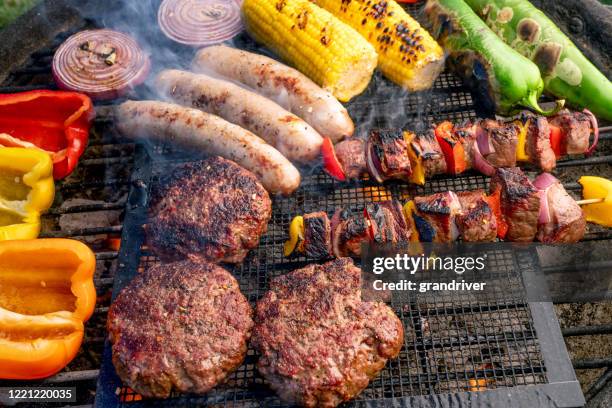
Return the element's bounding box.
[472,142,495,176]
[366,141,385,183]
[52,29,150,100]
[158,0,243,47]
[534,173,557,225]
[583,109,599,156]
[476,126,495,155]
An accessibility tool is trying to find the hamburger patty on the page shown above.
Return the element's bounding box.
[107,259,253,398]
[146,156,272,263]
[253,258,404,407]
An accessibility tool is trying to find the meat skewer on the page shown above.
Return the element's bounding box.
[325,109,600,184]
[285,168,601,259]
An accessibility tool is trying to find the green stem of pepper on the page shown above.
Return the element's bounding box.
[520,91,565,116]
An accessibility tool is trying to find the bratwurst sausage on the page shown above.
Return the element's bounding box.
[116,100,301,195]
[192,45,354,143]
[156,69,323,164]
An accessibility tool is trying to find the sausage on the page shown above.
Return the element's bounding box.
[156,69,323,164]
[192,45,354,143]
[115,100,301,195]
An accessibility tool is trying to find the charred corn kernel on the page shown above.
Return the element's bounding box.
[313,0,444,91]
[404,131,425,186]
[242,0,378,102]
[284,215,304,256]
[515,119,530,162]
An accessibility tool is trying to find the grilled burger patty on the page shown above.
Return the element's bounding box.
[146,156,272,263]
[107,259,253,398]
[253,258,404,407]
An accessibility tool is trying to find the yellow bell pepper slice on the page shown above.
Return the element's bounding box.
[284,216,304,257]
[0,238,96,379]
[515,119,530,162]
[404,132,425,186]
[0,147,54,241]
[402,201,420,243]
[578,176,612,227]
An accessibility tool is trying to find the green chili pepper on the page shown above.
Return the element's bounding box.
[465,0,612,121]
[425,0,563,116]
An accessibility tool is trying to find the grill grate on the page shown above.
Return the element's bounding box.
[0,1,608,407]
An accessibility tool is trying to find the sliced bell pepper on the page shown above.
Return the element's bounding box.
[435,121,466,174]
[404,132,426,186]
[549,124,564,158]
[0,90,94,179]
[0,147,54,241]
[284,216,304,257]
[321,137,346,181]
[485,189,507,239]
[402,200,421,243]
[0,238,96,379]
[578,176,612,227]
[514,119,530,162]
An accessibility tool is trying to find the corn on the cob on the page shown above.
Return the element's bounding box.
[242,0,378,102]
[312,0,445,91]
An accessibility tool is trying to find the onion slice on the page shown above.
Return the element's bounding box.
[583,109,599,156]
[472,142,495,176]
[533,173,558,225]
[158,0,243,47]
[366,141,385,183]
[476,126,495,155]
[52,29,150,100]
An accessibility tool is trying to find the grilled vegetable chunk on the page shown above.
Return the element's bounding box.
[313,0,444,91]
[242,0,378,102]
[424,0,560,115]
[490,167,540,242]
[465,0,612,121]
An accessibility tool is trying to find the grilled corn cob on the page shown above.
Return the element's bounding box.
[242,0,378,102]
[312,0,445,91]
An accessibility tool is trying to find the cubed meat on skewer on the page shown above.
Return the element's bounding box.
[303,211,332,259]
[477,119,518,168]
[414,192,461,242]
[377,200,411,243]
[456,190,497,242]
[415,131,448,178]
[365,201,411,244]
[367,129,412,181]
[525,116,556,172]
[549,109,591,154]
[535,176,586,243]
[331,209,370,258]
[334,138,367,179]
[490,167,540,242]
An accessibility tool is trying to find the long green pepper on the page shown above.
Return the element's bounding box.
[425,0,561,116]
[465,0,612,121]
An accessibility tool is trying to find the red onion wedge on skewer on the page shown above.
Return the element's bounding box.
[52,29,150,100]
[533,172,558,225]
[158,0,243,47]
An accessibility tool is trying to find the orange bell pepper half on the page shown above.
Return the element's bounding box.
[435,121,466,175]
[0,239,96,379]
[0,90,94,179]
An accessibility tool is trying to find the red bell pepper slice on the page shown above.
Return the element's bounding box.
[549,124,564,158]
[321,137,346,181]
[0,90,94,179]
[435,121,466,175]
[485,189,508,239]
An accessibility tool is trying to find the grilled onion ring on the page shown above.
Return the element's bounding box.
[52,29,150,100]
[158,0,243,47]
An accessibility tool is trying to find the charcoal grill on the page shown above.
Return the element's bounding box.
[0,1,610,407]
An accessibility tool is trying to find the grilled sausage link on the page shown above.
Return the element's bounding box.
[116,100,301,195]
[192,45,354,143]
[156,69,323,164]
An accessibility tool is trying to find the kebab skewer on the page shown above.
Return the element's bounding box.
[284,168,611,259]
[323,109,600,183]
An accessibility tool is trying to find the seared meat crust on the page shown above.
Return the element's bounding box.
[253,258,404,407]
[107,260,254,399]
[334,138,367,179]
[526,116,556,172]
[303,211,332,259]
[456,190,497,242]
[146,157,272,263]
